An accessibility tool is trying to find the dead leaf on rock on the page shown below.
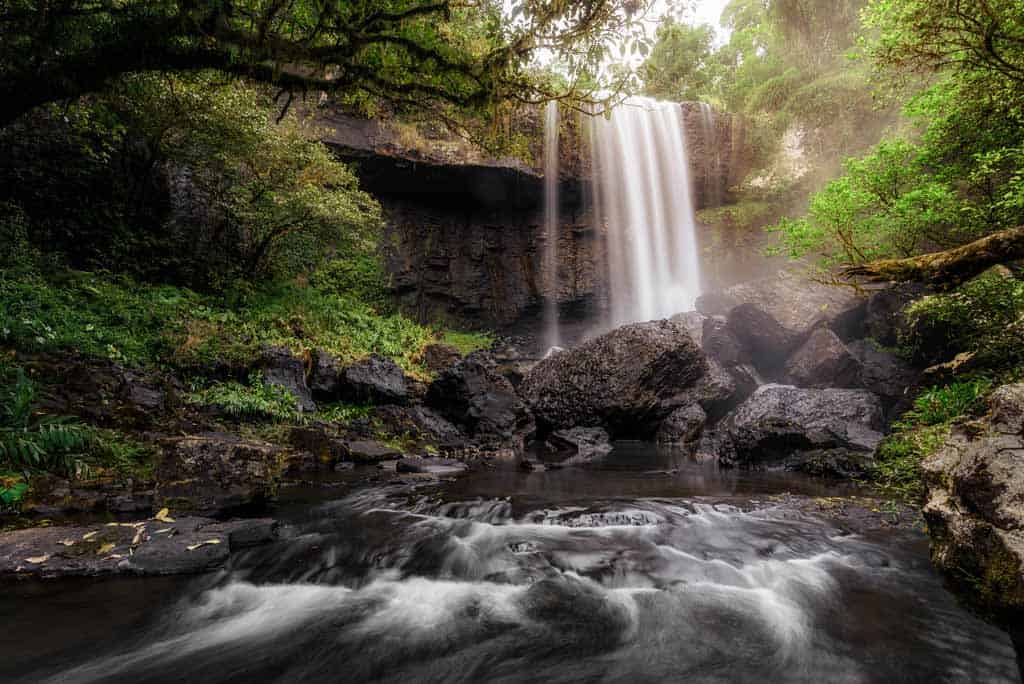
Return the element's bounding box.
[57,539,75,547]
[96,542,115,556]
[82,531,98,541]
[186,539,222,551]
[24,555,49,564]
[154,508,175,523]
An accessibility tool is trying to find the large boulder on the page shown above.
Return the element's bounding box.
[847,339,919,415]
[307,349,344,399]
[784,328,862,389]
[696,272,863,335]
[545,427,613,458]
[863,283,928,347]
[657,404,707,445]
[726,304,804,373]
[259,345,315,413]
[713,384,885,474]
[154,434,285,516]
[921,384,1024,623]
[425,351,533,445]
[519,320,710,437]
[341,354,409,405]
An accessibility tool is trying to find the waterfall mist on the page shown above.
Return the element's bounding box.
[542,100,561,350]
[590,97,702,327]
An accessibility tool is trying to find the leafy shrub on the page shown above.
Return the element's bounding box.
[0,365,91,477]
[895,380,993,428]
[871,423,949,501]
[188,373,300,422]
[902,269,1024,368]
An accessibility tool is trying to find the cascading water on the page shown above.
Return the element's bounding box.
[698,102,723,209]
[590,97,703,326]
[542,100,561,350]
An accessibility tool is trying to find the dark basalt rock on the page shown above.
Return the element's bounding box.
[657,404,707,444]
[696,272,863,335]
[340,440,403,464]
[259,345,316,413]
[154,434,285,516]
[701,316,748,367]
[863,283,928,348]
[0,516,278,579]
[726,304,804,373]
[341,354,409,405]
[519,320,708,438]
[713,384,885,470]
[545,427,613,458]
[847,339,919,416]
[784,328,862,389]
[419,343,463,375]
[922,384,1024,623]
[426,351,533,445]
[308,349,344,399]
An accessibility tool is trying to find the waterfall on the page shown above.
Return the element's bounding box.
[698,103,722,208]
[542,100,561,350]
[590,97,702,326]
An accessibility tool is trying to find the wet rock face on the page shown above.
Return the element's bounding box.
[726,304,805,373]
[340,354,409,405]
[321,106,751,329]
[154,434,285,516]
[519,320,710,438]
[657,404,707,445]
[426,351,533,445]
[259,345,315,413]
[713,384,885,470]
[546,427,613,458]
[922,384,1024,622]
[847,339,919,416]
[696,272,863,336]
[864,283,928,348]
[0,517,278,579]
[785,328,862,389]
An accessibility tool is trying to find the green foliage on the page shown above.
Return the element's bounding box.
[641,22,720,102]
[0,74,384,290]
[769,139,966,269]
[317,403,374,425]
[870,379,993,500]
[901,269,1024,367]
[897,380,993,427]
[309,255,391,311]
[188,373,300,423]
[0,365,91,477]
[0,479,28,510]
[439,330,494,356]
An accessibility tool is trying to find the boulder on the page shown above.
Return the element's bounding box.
[259,345,315,412]
[545,427,613,458]
[784,328,862,389]
[657,404,707,444]
[519,320,708,437]
[847,339,919,413]
[154,434,285,516]
[670,311,708,347]
[922,384,1024,622]
[701,316,747,367]
[426,351,533,444]
[339,440,403,464]
[726,304,804,373]
[696,271,862,335]
[713,384,885,471]
[307,349,344,399]
[420,343,463,375]
[864,283,927,347]
[341,354,409,405]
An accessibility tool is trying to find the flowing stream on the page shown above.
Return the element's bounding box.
[591,98,703,326]
[3,445,1020,683]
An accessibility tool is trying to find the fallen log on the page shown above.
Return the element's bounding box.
[841,225,1024,289]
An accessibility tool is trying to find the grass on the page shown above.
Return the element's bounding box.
[187,372,302,422]
[868,379,993,501]
[0,266,490,377]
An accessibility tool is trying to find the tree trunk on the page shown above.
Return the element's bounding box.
[840,225,1024,289]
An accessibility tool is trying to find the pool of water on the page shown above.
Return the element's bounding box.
[2,444,1019,683]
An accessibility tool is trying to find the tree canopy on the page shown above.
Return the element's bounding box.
[0,0,653,128]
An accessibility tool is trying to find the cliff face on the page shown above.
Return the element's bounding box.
[320,104,753,329]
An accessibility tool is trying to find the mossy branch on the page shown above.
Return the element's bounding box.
[840,225,1024,290]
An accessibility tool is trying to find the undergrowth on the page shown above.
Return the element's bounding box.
[869,379,993,500]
